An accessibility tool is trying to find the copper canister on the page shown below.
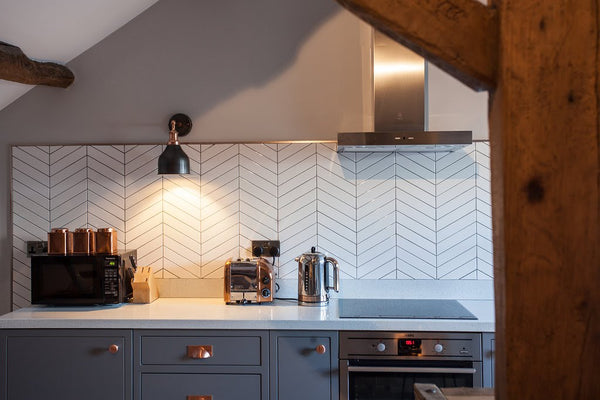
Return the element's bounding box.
[72,228,96,255]
[95,228,117,254]
[48,228,72,255]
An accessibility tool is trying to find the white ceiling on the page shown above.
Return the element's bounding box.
[0,0,159,111]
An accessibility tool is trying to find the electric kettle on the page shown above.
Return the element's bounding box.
[295,246,339,306]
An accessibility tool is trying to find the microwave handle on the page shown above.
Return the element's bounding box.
[347,366,477,374]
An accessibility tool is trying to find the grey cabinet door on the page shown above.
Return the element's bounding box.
[482,332,495,388]
[4,330,131,400]
[270,331,338,400]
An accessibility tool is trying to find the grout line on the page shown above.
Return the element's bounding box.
[475,144,479,280]
[395,151,398,279]
[435,151,439,280]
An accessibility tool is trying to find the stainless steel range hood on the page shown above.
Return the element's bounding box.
[337,30,472,153]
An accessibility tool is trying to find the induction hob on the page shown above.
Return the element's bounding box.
[338,298,477,320]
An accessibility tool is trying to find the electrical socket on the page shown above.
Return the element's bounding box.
[251,240,280,258]
[27,241,48,257]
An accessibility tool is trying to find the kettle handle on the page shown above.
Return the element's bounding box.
[325,257,339,293]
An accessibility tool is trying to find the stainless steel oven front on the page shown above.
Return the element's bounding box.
[340,331,482,400]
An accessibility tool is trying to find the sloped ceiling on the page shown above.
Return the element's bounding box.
[0,0,159,111]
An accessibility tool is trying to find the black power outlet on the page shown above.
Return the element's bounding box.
[251,240,280,258]
[27,241,48,257]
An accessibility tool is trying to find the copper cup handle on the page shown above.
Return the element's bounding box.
[187,396,212,400]
[186,345,213,359]
[316,344,327,354]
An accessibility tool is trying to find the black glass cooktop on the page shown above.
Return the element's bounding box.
[338,299,477,320]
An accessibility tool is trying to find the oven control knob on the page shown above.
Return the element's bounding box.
[434,343,444,353]
[376,342,386,352]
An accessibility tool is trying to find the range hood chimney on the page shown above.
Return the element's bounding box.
[337,30,472,153]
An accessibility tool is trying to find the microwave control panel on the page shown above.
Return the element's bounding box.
[103,256,120,301]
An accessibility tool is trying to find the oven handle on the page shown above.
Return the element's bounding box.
[347,366,477,374]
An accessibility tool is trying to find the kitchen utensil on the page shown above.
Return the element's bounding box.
[295,246,339,306]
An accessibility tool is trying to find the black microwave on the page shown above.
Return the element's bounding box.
[31,250,137,305]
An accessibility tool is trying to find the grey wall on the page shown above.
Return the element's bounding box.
[0,0,372,313]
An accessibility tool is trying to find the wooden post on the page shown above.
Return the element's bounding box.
[333,0,600,399]
[491,1,600,399]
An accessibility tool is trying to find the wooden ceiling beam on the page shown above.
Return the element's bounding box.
[0,42,74,88]
[334,0,498,92]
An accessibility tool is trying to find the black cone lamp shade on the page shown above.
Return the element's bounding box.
[158,113,192,174]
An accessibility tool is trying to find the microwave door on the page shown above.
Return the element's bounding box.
[33,257,104,304]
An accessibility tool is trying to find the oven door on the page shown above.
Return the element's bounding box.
[340,359,483,400]
[31,255,105,305]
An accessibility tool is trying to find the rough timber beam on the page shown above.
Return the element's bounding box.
[334,0,498,91]
[0,42,74,88]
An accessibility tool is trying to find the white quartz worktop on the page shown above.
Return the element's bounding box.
[0,298,494,332]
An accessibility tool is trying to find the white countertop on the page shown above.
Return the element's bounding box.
[0,298,495,332]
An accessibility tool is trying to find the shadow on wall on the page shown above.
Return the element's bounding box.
[0,0,341,142]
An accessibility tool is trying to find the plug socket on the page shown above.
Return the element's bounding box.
[251,240,280,258]
[27,241,48,257]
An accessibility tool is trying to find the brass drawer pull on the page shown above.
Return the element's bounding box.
[187,396,212,400]
[186,345,213,359]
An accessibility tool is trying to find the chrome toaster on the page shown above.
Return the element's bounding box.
[224,257,274,304]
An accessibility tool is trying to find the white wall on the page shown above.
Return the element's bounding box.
[428,63,489,140]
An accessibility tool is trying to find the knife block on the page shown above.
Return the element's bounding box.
[132,266,159,303]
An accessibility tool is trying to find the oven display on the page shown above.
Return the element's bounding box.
[398,339,422,355]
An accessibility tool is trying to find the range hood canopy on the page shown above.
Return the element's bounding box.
[337,30,472,153]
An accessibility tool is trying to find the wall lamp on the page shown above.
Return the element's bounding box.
[158,113,192,174]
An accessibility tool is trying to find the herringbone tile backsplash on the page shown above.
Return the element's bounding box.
[11,142,492,308]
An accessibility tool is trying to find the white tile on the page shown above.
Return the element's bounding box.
[49,146,87,229]
[163,173,201,278]
[438,221,477,253]
[437,199,477,231]
[438,239,477,274]
[88,145,125,246]
[240,144,277,242]
[358,246,396,279]
[439,258,478,280]
[201,144,240,277]
[396,248,437,279]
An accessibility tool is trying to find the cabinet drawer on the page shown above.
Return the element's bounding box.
[141,373,261,400]
[141,335,262,366]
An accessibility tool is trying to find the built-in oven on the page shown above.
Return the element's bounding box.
[340,331,482,400]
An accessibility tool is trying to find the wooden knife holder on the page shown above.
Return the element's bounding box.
[132,266,159,303]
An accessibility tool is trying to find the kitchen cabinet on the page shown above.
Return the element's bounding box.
[0,329,131,400]
[482,332,495,388]
[134,330,269,400]
[270,330,339,400]
[1,325,488,400]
